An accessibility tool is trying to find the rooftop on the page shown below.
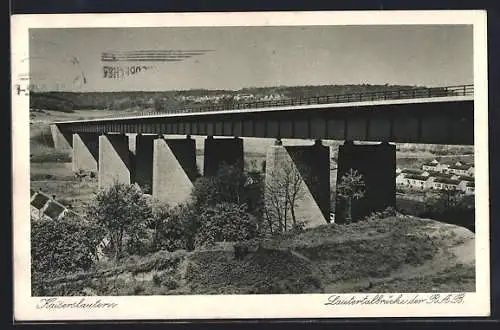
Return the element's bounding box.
[31,193,50,209]
[406,174,429,181]
[434,177,460,185]
[423,162,439,167]
[401,169,422,175]
[43,201,66,220]
[427,171,454,179]
[449,164,472,170]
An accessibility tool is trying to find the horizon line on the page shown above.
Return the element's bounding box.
[30,82,474,94]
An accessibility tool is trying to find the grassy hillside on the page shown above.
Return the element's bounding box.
[35,216,474,296]
[30,84,431,112]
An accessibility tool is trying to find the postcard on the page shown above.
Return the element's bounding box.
[11,10,490,321]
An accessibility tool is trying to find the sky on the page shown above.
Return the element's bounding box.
[29,25,473,92]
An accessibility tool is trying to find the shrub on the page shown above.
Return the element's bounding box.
[364,207,398,221]
[30,148,72,163]
[422,190,475,231]
[149,203,200,252]
[85,182,153,259]
[31,125,54,147]
[290,221,306,234]
[133,284,145,295]
[31,216,105,295]
[191,177,220,207]
[160,276,179,290]
[191,163,246,206]
[195,203,259,248]
[191,163,264,216]
[152,273,162,286]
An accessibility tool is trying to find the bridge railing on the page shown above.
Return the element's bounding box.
[122,84,474,117]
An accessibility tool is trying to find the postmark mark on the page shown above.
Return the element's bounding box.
[100,49,213,79]
[102,64,154,79]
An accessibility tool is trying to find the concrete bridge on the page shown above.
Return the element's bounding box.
[50,84,474,225]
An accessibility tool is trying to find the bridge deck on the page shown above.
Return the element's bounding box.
[54,95,473,124]
[51,84,474,145]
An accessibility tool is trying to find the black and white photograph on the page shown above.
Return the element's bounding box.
[12,11,490,320]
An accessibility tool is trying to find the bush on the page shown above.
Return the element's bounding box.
[149,203,200,252]
[85,182,153,259]
[195,203,259,248]
[364,207,398,221]
[30,148,72,163]
[31,216,105,295]
[191,163,264,217]
[191,163,246,206]
[31,125,54,147]
[422,190,475,231]
[191,177,220,207]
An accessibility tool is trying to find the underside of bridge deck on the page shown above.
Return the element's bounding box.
[53,98,474,146]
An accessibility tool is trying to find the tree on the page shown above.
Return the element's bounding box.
[336,168,366,223]
[191,163,263,216]
[264,159,308,234]
[194,202,259,248]
[85,182,152,260]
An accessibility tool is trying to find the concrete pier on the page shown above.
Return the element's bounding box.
[134,134,155,193]
[98,134,133,189]
[72,133,99,173]
[50,124,72,149]
[335,141,396,223]
[264,140,330,230]
[152,137,197,206]
[286,140,331,221]
[203,137,244,176]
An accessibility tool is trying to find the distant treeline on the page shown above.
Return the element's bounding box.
[30,84,431,112]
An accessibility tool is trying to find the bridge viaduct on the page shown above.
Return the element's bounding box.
[50,86,474,225]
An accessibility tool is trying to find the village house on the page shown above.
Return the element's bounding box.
[397,169,425,186]
[422,159,450,173]
[431,177,460,191]
[463,181,475,195]
[422,159,439,172]
[457,176,475,195]
[404,174,432,190]
[397,168,431,188]
[396,159,475,195]
[396,172,407,186]
[448,163,474,176]
[448,161,475,176]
